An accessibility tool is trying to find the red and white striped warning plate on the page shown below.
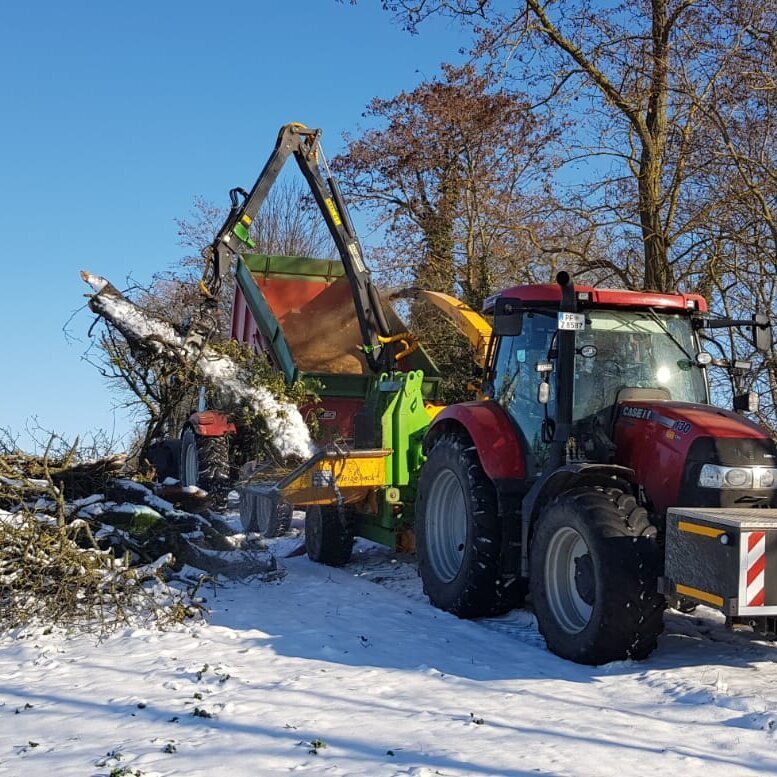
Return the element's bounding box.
[745,531,766,607]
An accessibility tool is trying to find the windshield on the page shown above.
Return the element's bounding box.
[574,310,708,419]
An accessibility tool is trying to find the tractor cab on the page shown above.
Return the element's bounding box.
[571,308,708,416]
[485,281,712,474]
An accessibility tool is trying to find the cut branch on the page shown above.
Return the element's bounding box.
[81,271,313,461]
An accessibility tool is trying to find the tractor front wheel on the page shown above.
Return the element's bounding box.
[530,486,665,665]
[416,434,522,618]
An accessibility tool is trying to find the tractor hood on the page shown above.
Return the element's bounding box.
[612,401,777,514]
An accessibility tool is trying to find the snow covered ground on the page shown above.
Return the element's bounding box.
[3,517,777,777]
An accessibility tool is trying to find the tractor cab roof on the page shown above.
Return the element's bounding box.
[485,284,707,314]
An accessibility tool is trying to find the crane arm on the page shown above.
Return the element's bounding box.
[201,123,394,372]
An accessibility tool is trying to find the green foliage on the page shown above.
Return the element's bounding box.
[109,768,143,777]
[127,506,164,538]
[211,340,309,405]
[412,305,478,405]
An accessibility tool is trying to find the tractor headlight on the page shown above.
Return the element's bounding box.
[698,464,777,489]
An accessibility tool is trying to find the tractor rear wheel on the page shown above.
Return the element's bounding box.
[180,427,231,509]
[530,486,665,665]
[416,434,523,618]
[305,505,353,567]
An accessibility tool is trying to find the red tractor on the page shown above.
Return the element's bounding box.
[414,272,775,663]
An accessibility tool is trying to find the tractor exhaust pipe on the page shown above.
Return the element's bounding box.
[551,271,577,469]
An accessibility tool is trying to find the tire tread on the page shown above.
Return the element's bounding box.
[417,434,525,618]
[531,485,665,665]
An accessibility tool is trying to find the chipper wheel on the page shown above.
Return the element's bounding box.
[179,426,231,509]
[305,505,354,567]
[415,434,524,618]
[530,486,665,665]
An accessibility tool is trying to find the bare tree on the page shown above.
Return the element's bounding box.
[336,64,564,306]
[334,64,575,401]
[376,0,774,294]
[687,26,777,426]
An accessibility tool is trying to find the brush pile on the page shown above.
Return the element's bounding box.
[0,445,279,635]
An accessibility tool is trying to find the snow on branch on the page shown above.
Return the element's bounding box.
[81,271,313,461]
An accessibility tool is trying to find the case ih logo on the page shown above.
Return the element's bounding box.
[622,406,653,420]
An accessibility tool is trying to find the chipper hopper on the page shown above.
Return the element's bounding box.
[231,252,442,445]
[231,252,454,550]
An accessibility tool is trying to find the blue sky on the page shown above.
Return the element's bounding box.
[0,1,467,451]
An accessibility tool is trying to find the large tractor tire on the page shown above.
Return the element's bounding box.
[530,486,665,665]
[415,434,524,618]
[305,505,354,567]
[238,491,293,537]
[179,426,231,509]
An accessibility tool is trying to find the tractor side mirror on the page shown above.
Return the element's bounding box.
[492,298,523,336]
[734,391,759,413]
[752,314,772,353]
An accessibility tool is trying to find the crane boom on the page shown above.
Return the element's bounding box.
[202,123,394,372]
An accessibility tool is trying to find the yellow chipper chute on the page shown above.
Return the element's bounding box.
[416,290,492,369]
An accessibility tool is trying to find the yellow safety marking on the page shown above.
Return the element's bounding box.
[676,584,724,608]
[678,521,725,539]
[324,197,342,226]
[241,214,252,226]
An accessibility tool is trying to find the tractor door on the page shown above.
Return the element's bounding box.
[490,310,558,474]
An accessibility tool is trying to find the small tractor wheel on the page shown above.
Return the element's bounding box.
[180,427,231,508]
[530,486,665,665]
[238,491,293,537]
[416,434,522,618]
[305,505,353,567]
